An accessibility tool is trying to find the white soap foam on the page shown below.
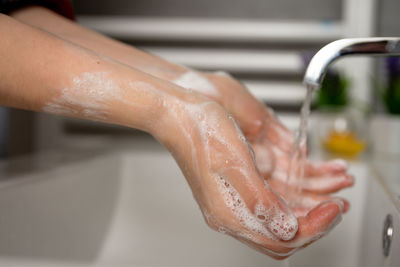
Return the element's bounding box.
[166,100,301,242]
[168,100,253,175]
[213,71,232,78]
[214,174,276,240]
[42,102,78,116]
[254,202,297,241]
[173,71,219,97]
[43,71,121,120]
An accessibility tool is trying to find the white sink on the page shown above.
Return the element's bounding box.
[0,147,398,267]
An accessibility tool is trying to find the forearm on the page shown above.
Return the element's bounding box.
[0,14,187,135]
[1,11,350,257]
[10,6,188,81]
[10,7,272,139]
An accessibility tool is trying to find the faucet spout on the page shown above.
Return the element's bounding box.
[303,37,400,88]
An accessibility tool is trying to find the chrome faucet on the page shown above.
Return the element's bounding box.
[303,37,400,88]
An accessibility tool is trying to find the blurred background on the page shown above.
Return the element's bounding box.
[1,0,399,158]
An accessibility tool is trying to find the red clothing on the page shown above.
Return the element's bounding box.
[0,0,75,20]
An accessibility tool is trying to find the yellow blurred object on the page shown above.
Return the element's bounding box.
[322,130,365,157]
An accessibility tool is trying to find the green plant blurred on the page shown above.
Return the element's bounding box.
[382,57,400,115]
[315,71,349,109]
[383,78,400,114]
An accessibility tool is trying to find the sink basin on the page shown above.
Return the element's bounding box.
[0,145,398,267]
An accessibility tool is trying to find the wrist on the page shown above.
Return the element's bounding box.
[108,67,214,140]
[105,71,172,135]
[149,89,213,148]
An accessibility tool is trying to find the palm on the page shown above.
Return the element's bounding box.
[250,109,354,196]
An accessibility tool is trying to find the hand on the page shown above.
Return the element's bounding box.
[200,71,353,194]
[154,89,345,259]
[171,71,354,258]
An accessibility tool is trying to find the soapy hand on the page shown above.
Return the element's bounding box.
[156,91,345,259]
[197,71,354,194]
[168,71,354,258]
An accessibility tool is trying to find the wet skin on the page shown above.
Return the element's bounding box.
[1,9,355,259]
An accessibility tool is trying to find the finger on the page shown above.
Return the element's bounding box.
[216,171,298,241]
[305,159,348,177]
[204,107,299,241]
[288,200,343,248]
[225,200,344,258]
[300,173,354,194]
[268,179,350,216]
[289,197,349,217]
[263,119,294,153]
[216,218,296,259]
[251,137,276,175]
[258,141,290,175]
[270,166,354,194]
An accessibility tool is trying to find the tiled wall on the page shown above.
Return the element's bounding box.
[73,0,342,20]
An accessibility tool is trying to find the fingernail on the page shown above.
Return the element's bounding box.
[329,198,345,213]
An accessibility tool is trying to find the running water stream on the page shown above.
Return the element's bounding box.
[286,85,316,204]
